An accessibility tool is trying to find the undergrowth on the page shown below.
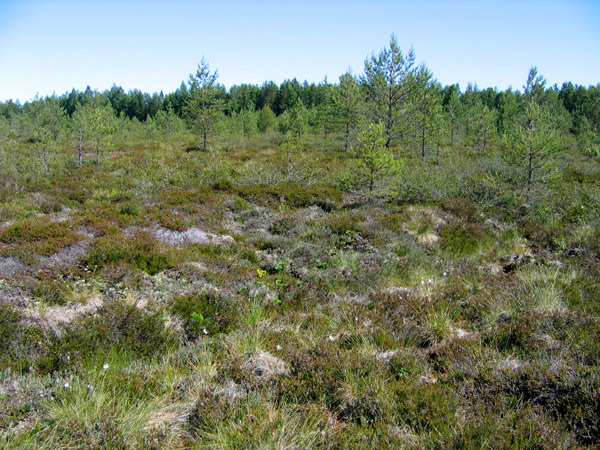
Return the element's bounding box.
[0,133,598,448]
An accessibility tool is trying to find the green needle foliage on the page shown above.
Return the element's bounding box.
[504,101,562,190]
[503,68,563,196]
[185,57,223,151]
[26,96,66,174]
[332,71,364,152]
[363,34,416,150]
[354,122,402,200]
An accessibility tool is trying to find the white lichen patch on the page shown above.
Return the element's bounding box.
[151,226,234,247]
[21,296,103,336]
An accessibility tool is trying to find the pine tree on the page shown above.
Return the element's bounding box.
[354,122,402,200]
[363,35,416,150]
[442,84,463,147]
[287,99,309,137]
[27,96,66,174]
[331,71,364,151]
[504,68,562,193]
[185,57,223,150]
[413,65,443,159]
[72,100,117,166]
[257,105,276,133]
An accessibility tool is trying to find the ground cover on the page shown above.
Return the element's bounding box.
[0,134,599,448]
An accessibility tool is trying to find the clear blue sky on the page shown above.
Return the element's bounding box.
[0,0,598,103]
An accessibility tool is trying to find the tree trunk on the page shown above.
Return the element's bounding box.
[386,95,393,151]
[527,144,533,187]
[345,120,350,152]
[78,135,83,167]
[43,147,48,175]
[527,117,535,188]
[482,129,487,152]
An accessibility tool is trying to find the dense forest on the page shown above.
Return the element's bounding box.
[1,37,599,448]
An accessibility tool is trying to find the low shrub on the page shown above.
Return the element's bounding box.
[156,213,189,231]
[85,231,173,275]
[326,211,365,235]
[31,278,71,306]
[119,203,140,216]
[483,313,542,355]
[37,300,177,373]
[234,183,341,211]
[0,220,83,256]
[169,292,235,339]
[520,218,568,251]
[0,304,20,354]
[269,213,298,236]
[0,307,48,372]
[211,178,234,191]
[440,222,490,257]
[480,361,600,445]
[441,197,482,222]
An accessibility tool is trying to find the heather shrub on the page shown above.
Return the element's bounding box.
[85,231,173,275]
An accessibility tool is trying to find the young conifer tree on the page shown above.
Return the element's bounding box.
[504,67,562,195]
[363,34,416,151]
[332,71,364,151]
[354,122,402,200]
[27,96,66,174]
[185,57,223,151]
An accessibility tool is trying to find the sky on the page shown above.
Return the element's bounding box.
[0,0,598,103]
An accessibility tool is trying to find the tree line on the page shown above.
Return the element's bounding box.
[0,35,598,178]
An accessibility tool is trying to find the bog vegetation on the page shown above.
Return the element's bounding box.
[0,36,599,448]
